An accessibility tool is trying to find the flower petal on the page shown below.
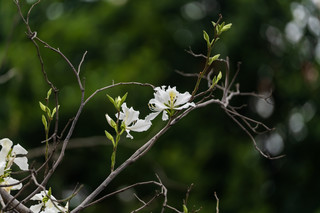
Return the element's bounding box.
[3,177,22,192]
[149,98,168,111]
[31,191,47,201]
[0,138,13,161]
[14,156,29,171]
[12,144,28,155]
[162,111,169,121]
[30,203,43,213]
[145,112,161,121]
[119,103,141,126]
[0,161,6,176]
[127,119,152,132]
[175,91,192,106]
[125,130,134,139]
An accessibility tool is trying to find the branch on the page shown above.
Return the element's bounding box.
[0,188,32,213]
[214,192,219,213]
[84,180,162,208]
[71,121,172,213]
[84,82,155,105]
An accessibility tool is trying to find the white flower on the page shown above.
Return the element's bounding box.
[1,177,22,193]
[30,190,68,213]
[0,138,29,175]
[146,86,195,121]
[116,103,152,139]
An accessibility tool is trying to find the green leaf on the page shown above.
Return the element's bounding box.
[208,54,220,65]
[106,94,115,105]
[46,88,52,100]
[203,30,210,47]
[120,92,128,106]
[51,105,60,118]
[210,71,222,89]
[45,106,51,118]
[39,101,46,112]
[116,134,121,145]
[183,204,188,213]
[221,23,232,33]
[105,130,115,146]
[48,187,52,197]
[42,115,48,130]
[217,71,222,82]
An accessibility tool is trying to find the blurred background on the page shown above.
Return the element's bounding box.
[0,0,320,212]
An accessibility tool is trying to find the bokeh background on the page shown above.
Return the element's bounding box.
[1,0,320,212]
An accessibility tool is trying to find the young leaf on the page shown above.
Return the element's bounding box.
[51,105,60,118]
[217,71,222,82]
[210,71,223,89]
[105,130,115,146]
[46,88,52,100]
[39,101,46,112]
[42,115,48,130]
[48,187,52,197]
[221,23,232,33]
[208,54,220,65]
[183,204,188,213]
[45,107,51,118]
[106,94,115,105]
[120,92,128,107]
[203,30,210,47]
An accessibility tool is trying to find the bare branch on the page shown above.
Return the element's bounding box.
[0,188,31,213]
[84,82,155,105]
[224,109,285,160]
[185,47,207,59]
[84,180,162,208]
[131,192,161,213]
[77,51,88,75]
[174,70,201,78]
[214,192,219,213]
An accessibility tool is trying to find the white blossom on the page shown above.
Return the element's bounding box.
[0,138,29,175]
[117,103,152,139]
[1,177,22,193]
[146,86,195,121]
[30,190,68,213]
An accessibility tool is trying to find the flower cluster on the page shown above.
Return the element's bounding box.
[106,103,152,139]
[146,86,195,121]
[0,138,28,193]
[105,86,195,139]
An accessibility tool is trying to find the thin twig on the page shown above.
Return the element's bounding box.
[84,82,155,105]
[214,192,219,213]
[84,180,162,208]
[77,51,88,75]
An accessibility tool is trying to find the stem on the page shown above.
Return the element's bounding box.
[110,111,121,172]
[190,15,222,100]
[44,123,50,160]
[110,146,117,172]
